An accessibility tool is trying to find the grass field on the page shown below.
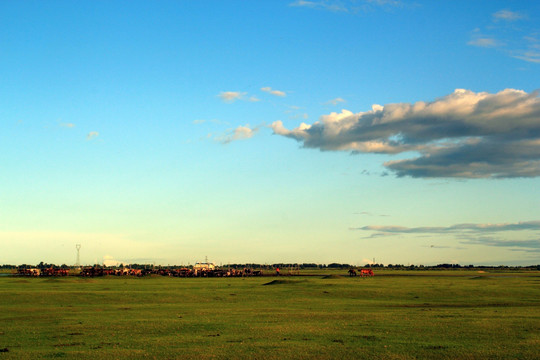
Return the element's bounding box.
[0,270,539,359]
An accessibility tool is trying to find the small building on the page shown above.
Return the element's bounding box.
[193,262,215,271]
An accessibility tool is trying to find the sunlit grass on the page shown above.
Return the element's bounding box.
[0,271,539,359]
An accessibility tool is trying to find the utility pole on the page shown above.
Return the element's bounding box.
[75,244,81,267]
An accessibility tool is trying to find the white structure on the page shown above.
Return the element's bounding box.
[193,262,216,271]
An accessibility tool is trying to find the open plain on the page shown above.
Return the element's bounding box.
[0,270,539,359]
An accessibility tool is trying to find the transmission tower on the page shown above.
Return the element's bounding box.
[75,244,81,267]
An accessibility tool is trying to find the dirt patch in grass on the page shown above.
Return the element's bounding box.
[54,342,85,347]
[77,278,96,283]
[91,342,120,349]
[360,335,379,341]
[11,279,30,283]
[389,302,534,308]
[262,279,305,285]
[322,274,345,280]
[424,345,449,350]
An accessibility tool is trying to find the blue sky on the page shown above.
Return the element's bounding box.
[1,0,539,266]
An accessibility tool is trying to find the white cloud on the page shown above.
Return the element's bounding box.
[512,35,540,63]
[218,92,262,103]
[86,131,99,140]
[468,37,499,48]
[513,51,540,64]
[261,87,287,97]
[354,211,389,217]
[60,122,75,128]
[287,112,310,120]
[216,124,260,144]
[289,1,347,12]
[469,9,537,64]
[367,0,401,5]
[289,0,403,12]
[326,97,346,105]
[289,0,317,7]
[272,89,540,178]
[218,91,246,102]
[193,119,229,125]
[493,10,525,22]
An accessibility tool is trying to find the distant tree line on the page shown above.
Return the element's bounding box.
[2,262,539,270]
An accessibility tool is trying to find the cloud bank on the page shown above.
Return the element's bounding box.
[354,220,540,252]
[354,221,540,234]
[461,237,540,251]
[272,89,540,178]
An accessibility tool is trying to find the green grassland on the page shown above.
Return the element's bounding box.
[0,271,539,359]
